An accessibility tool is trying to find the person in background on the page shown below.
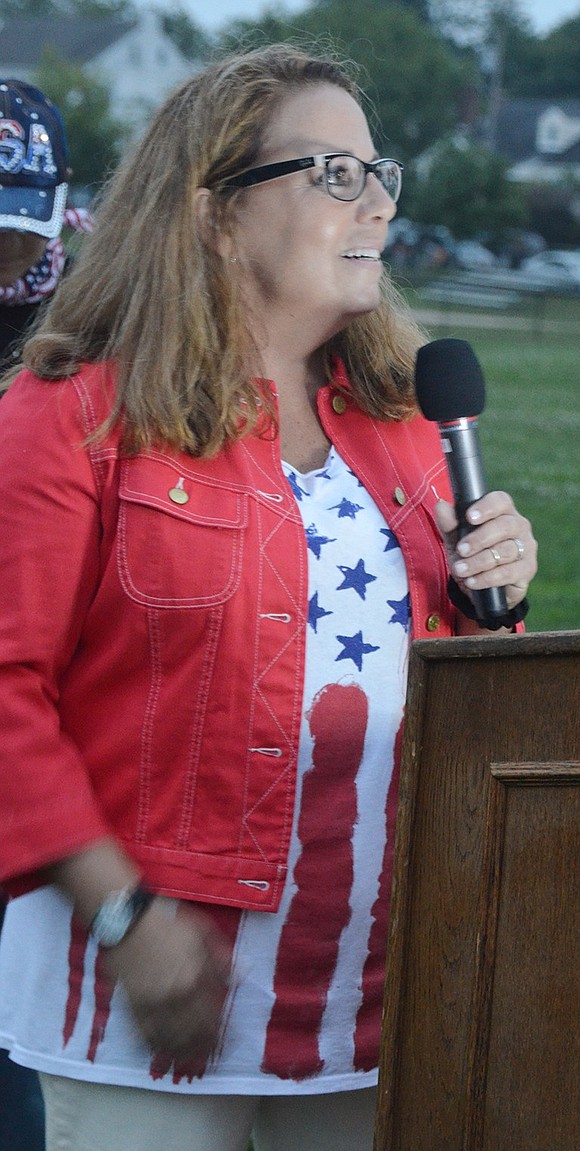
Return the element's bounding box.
[0,78,92,1151]
[0,45,536,1151]
[0,79,93,372]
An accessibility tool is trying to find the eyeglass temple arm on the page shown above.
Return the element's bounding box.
[225,156,317,189]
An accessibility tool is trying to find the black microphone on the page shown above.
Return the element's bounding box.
[414,337,508,622]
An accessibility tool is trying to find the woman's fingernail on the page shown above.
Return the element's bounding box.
[457,541,471,556]
[468,508,482,523]
[454,561,469,576]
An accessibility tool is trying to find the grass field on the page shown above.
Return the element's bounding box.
[409,293,580,633]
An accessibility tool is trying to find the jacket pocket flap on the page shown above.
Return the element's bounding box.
[120,457,248,529]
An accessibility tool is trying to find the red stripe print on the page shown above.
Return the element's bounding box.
[149,902,242,1084]
[62,917,89,1046]
[63,917,117,1061]
[149,1052,206,1085]
[261,682,368,1080]
[86,947,116,1062]
[353,712,404,1071]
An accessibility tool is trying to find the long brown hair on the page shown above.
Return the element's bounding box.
[22,43,423,455]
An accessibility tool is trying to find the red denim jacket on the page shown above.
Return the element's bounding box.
[0,360,454,911]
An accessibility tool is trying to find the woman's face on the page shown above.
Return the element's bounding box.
[0,229,48,287]
[229,83,396,352]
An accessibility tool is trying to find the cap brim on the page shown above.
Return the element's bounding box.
[0,182,68,238]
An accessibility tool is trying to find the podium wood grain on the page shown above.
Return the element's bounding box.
[374,631,580,1151]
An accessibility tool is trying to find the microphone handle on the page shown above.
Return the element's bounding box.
[439,418,508,620]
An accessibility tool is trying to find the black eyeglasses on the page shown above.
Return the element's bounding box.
[223,153,403,203]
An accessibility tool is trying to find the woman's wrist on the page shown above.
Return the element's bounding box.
[46,838,144,928]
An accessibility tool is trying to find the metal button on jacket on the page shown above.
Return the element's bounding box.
[331,393,347,414]
[168,479,189,504]
[394,486,406,506]
[426,613,441,632]
[169,487,189,504]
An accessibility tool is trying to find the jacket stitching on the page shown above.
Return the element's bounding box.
[176,604,224,850]
[136,608,163,842]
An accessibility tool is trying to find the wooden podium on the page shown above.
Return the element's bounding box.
[374,630,580,1151]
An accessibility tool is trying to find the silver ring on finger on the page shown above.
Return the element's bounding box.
[489,546,502,565]
[513,537,525,561]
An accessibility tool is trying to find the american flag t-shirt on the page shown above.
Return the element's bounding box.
[208,444,411,1090]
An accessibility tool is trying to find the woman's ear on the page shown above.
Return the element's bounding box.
[194,187,232,260]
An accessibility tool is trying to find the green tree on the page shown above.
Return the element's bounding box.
[35,48,126,191]
[491,20,544,99]
[521,16,580,98]
[315,0,431,18]
[431,1,580,100]
[408,139,528,237]
[219,0,473,160]
[160,6,212,62]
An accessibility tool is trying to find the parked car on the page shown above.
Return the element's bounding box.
[454,240,499,271]
[520,249,580,288]
[383,220,457,270]
[479,228,547,269]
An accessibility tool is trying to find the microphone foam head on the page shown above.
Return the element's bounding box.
[415,338,485,421]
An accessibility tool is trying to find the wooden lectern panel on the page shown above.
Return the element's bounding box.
[375,631,580,1151]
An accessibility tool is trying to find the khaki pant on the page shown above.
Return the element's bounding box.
[40,1073,377,1151]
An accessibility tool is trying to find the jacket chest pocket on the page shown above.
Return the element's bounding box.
[117,457,248,607]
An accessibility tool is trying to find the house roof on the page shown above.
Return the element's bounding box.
[0,15,136,69]
[496,98,580,166]
[0,12,195,137]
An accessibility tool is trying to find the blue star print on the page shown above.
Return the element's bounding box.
[308,592,333,632]
[306,523,337,559]
[286,472,309,502]
[380,527,400,554]
[387,593,411,631]
[336,559,377,600]
[335,630,380,672]
[329,497,365,520]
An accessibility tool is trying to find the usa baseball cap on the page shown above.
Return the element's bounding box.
[0,79,69,238]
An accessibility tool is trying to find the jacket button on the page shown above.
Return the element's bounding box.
[332,393,347,414]
[426,613,441,632]
[394,486,405,506]
[169,486,189,504]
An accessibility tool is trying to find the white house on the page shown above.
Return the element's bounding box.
[496,99,580,185]
[0,9,197,138]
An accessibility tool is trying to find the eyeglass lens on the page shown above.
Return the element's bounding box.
[325,156,401,202]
